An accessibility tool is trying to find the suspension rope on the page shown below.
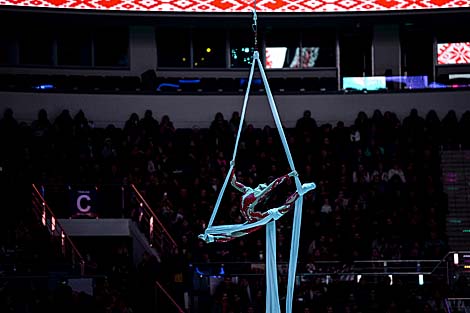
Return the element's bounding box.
[251,0,258,51]
[199,9,316,313]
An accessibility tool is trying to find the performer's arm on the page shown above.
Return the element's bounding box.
[231,169,246,193]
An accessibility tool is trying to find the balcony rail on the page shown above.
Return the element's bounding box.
[31,184,85,275]
[130,184,178,258]
[190,251,470,285]
[445,298,470,313]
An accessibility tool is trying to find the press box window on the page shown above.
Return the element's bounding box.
[192,29,226,68]
[230,29,255,68]
[18,27,54,66]
[94,27,129,67]
[57,27,92,66]
[156,29,190,68]
[301,30,336,68]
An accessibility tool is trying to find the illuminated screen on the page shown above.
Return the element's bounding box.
[437,42,470,65]
[265,47,320,69]
[343,76,386,91]
[266,47,288,69]
[386,75,428,89]
[1,0,470,12]
[449,73,470,79]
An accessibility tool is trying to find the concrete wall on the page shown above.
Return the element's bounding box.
[1,90,469,129]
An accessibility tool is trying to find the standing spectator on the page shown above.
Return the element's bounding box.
[209,112,231,154]
[229,110,246,136]
[73,109,91,139]
[139,109,159,140]
[296,110,317,137]
[354,111,370,144]
[123,112,141,144]
[30,109,52,168]
[0,108,19,161]
[441,110,459,148]
[159,114,176,145]
[458,110,470,148]
[402,108,425,146]
[424,110,441,145]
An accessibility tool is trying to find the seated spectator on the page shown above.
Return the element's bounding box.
[371,161,389,182]
[388,161,406,183]
[320,198,333,214]
[352,163,370,184]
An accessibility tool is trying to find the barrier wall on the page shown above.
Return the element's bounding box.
[1,90,469,128]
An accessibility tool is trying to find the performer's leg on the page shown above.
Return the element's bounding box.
[277,192,299,215]
[255,174,290,202]
[212,225,264,243]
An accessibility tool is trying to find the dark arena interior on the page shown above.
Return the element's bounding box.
[1,2,470,313]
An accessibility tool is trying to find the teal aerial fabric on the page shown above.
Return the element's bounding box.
[199,51,315,313]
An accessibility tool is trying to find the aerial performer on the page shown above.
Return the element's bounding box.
[198,3,316,312]
[199,169,316,243]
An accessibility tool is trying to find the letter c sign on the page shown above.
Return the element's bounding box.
[77,194,91,213]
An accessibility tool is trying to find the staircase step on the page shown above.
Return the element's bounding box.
[447,214,470,218]
[449,237,470,242]
[441,164,470,166]
[441,152,470,250]
[446,222,469,226]
[448,204,470,207]
[447,212,470,216]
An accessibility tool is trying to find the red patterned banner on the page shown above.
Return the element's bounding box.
[1,0,470,12]
[438,42,470,65]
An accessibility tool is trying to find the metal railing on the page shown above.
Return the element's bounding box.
[32,184,85,276]
[155,280,186,313]
[190,250,470,284]
[445,298,470,313]
[130,184,178,258]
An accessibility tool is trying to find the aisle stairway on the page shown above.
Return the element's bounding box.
[441,150,470,251]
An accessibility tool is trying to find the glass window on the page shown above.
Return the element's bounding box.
[265,29,301,69]
[18,27,54,66]
[192,29,226,68]
[301,30,336,68]
[230,29,255,68]
[57,27,92,66]
[94,27,129,67]
[0,30,16,65]
[339,29,372,77]
[400,26,433,77]
[156,28,190,68]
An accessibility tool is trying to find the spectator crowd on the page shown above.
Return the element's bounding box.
[1,105,470,313]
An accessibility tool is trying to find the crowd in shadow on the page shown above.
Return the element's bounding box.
[1,106,470,312]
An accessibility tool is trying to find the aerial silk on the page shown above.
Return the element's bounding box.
[198,50,316,313]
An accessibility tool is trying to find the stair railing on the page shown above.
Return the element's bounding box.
[130,184,178,258]
[32,184,85,275]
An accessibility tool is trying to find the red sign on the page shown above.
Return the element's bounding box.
[1,0,469,12]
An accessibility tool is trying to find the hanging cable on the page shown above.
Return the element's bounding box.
[251,0,258,51]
